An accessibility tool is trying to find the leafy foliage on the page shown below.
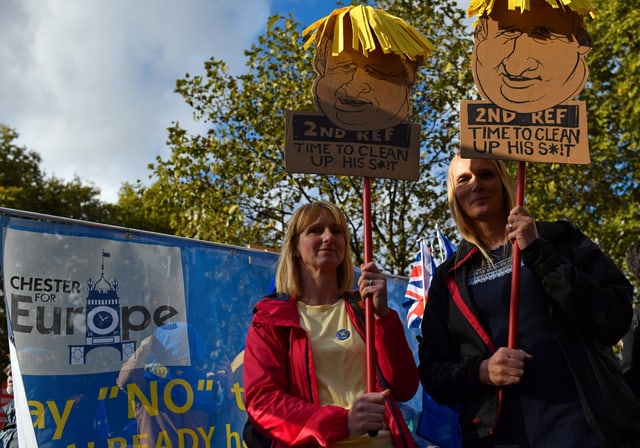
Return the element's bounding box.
[0,125,44,211]
[0,124,107,221]
[108,181,177,235]
[3,0,639,281]
[151,0,474,274]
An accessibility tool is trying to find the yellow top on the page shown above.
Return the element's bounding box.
[467,0,596,20]
[302,5,434,64]
[296,300,393,448]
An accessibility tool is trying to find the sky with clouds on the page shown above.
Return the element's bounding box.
[0,0,340,203]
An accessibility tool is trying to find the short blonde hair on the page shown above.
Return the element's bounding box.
[275,201,354,297]
[447,153,515,261]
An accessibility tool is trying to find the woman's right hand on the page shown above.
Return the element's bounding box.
[358,262,389,318]
[507,206,539,250]
[347,389,391,436]
[479,347,533,386]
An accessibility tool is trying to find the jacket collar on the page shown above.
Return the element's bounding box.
[445,240,478,273]
[252,294,301,327]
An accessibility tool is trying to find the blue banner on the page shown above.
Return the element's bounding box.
[0,211,425,448]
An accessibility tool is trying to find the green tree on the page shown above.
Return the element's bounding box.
[111,181,177,235]
[39,176,111,221]
[0,124,175,234]
[151,0,473,274]
[151,0,639,275]
[0,124,110,221]
[0,125,44,210]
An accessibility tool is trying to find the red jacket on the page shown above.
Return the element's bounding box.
[244,293,418,447]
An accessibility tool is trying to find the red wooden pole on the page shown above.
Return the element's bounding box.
[508,161,526,349]
[362,176,377,437]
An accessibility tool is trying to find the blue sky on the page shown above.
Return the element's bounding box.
[0,0,344,202]
[274,0,343,26]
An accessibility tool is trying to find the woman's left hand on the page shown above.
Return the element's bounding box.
[506,206,539,250]
[358,262,389,318]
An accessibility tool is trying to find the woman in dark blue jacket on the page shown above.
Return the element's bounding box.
[419,154,640,447]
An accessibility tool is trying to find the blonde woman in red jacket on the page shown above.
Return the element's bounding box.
[244,201,418,448]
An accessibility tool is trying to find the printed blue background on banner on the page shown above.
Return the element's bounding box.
[0,212,426,448]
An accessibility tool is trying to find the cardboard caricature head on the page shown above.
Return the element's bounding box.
[303,6,433,131]
[470,0,593,113]
[313,32,415,131]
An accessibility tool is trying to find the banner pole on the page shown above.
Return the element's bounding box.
[508,161,526,349]
[362,176,378,437]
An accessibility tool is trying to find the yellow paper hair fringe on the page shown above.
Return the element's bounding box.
[302,5,434,64]
[467,0,596,20]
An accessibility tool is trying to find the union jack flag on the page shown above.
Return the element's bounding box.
[403,230,456,329]
[403,240,436,328]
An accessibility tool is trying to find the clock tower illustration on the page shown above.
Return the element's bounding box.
[69,250,137,365]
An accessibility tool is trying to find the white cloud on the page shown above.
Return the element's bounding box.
[0,0,271,203]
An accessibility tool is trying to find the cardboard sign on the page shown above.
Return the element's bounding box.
[286,6,432,180]
[285,110,420,180]
[460,100,589,164]
[463,0,593,164]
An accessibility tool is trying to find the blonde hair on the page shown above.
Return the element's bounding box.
[447,153,515,262]
[275,201,354,297]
